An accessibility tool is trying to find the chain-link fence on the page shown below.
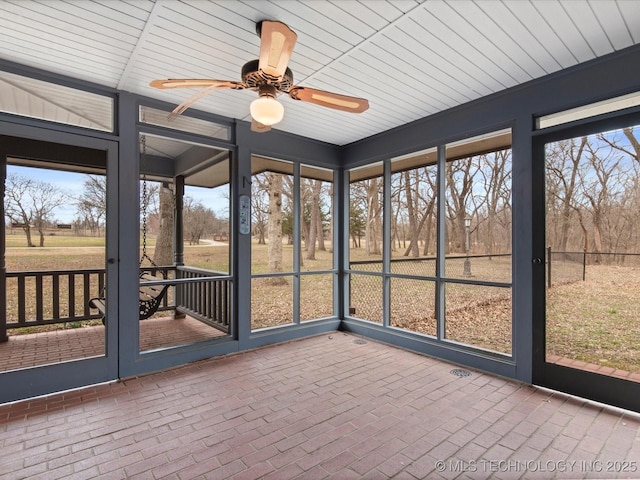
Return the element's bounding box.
[546,249,640,287]
[351,254,512,278]
[348,273,383,323]
[348,254,512,318]
[351,251,640,297]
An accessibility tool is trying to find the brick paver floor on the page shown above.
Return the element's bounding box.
[1,333,639,479]
[0,316,226,372]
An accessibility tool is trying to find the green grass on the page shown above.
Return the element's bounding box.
[5,233,107,248]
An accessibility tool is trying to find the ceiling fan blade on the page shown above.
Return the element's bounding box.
[258,21,297,79]
[289,86,369,113]
[167,84,232,120]
[251,118,272,133]
[150,79,243,89]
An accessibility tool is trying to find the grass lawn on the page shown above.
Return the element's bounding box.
[5,233,107,248]
[546,264,640,374]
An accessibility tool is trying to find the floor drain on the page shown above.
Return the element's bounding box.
[353,339,367,345]
[450,368,471,377]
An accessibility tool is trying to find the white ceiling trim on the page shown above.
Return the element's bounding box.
[0,0,638,145]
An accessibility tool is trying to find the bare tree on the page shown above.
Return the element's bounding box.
[417,167,438,256]
[578,139,624,263]
[316,182,327,252]
[349,181,368,248]
[599,127,640,165]
[365,178,383,255]
[477,150,512,255]
[546,138,587,253]
[445,158,477,253]
[403,170,420,257]
[390,174,404,251]
[251,174,269,244]
[5,174,67,247]
[306,179,322,260]
[76,174,107,236]
[184,197,215,246]
[390,166,437,258]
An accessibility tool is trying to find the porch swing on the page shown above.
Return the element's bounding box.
[89,136,171,323]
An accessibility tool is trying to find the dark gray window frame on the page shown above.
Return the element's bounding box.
[1,44,639,406]
[531,106,640,413]
[344,128,516,375]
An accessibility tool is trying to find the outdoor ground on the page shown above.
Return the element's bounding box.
[4,235,640,376]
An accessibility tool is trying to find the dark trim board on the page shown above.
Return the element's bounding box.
[533,363,640,414]
[243,319,341,351]
[340,319,518,380]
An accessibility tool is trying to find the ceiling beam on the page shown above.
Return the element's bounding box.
[117,0,166,90]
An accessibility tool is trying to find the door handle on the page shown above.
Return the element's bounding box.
[532,258,542,264]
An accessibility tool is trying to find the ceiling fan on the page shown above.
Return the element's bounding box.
[150,20,369,132]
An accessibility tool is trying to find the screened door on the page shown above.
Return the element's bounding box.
[533,113,640,413]
[0,127,119,403]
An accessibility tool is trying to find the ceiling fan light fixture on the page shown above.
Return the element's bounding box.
[150,20,368,129]
[250,95,284,126]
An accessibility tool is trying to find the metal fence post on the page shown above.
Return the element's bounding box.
[583,249,587,281]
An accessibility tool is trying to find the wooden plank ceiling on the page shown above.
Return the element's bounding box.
[0,0,638,146]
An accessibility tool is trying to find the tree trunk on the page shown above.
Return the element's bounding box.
[267,173,287,285]
[593,215,603,264]
[23,226,34,247]
[365,178,381,255]
[404,170,420,257]
[153,184,174,266]
[317,205,326,251]
[574,207,589,256]
[306,180,322,260]
[404,207,431,257]
[423,212,433,256]
[560,138,586,253]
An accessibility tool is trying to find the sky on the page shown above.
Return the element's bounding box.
[5,165,228,224]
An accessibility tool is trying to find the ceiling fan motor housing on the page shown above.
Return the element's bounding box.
[149,20,368,124]
[241,59,293,92]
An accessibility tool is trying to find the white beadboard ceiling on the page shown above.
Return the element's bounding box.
[0,0,638,146]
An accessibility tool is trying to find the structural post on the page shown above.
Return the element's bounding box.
[173,175,185,266]
[0,155,7,342]
[173,175,186,319]
[435,145,446,340]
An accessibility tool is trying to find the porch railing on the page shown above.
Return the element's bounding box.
[5,268,106,328]
[175,266,231,333]
[3,266,230,333]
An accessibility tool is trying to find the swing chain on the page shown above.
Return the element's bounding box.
[139,135,157,270]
